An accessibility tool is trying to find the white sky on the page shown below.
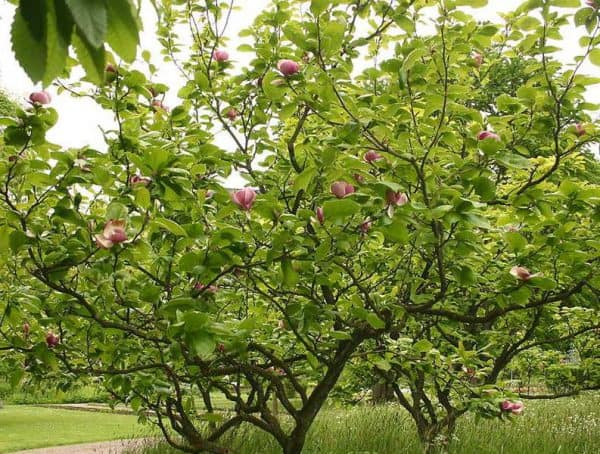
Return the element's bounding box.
[0,1,597,157]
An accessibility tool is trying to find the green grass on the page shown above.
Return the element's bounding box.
[137,393,600,454]
[0,406,152,453]
[2,394,599,454]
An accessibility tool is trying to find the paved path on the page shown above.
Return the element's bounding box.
[34,403,143,415]
[10,438,155,454]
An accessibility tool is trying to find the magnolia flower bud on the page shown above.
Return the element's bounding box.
[226,108,238,121]
[477,131,500,141]
[364,150,383,163]
[130,175,151,186]
[213,49,229,62]
[277,59,300,76]
[29,91,51,105]
[316,207,325,224]
[46,332,59,348]
[360,220,372,234]
[330,181,355,198]
[232,188,257,210]
[472,52,483,67]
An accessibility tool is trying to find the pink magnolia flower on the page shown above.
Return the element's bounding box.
[501,400,524,415]
[477,131,500,141]
[360,220,372,234]
[232,188,257,210]
[472,52,483,67]
[510,266,541,281]
[364,150,383,163]
[213,49,229,62]
[316,206,325,224]
[130,175,151,185]
[278,59,300,76]
[331,181,355,198]
[585,0,598,8]
[501,400,513,411]
[105,63,117,73]
[95,220,128,249]
[226,108,238,121]
[386,190,408,207]
[575,123,586,137]
[29,91,51,105]
[46,332,59,348]
[510,401,524,414]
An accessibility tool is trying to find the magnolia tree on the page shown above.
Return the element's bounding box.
[1,0,600,453]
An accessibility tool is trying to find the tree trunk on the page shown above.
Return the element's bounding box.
[417,417,457,454]
[372,382,395,404]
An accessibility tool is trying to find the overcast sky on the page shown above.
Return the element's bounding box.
[0,1,597,157]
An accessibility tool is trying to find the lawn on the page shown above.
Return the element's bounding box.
[0,406,150,453]
[137,393,600,454]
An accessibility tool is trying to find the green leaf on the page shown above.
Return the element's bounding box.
[589,48,600,67]
[551,0,580,6]
[380,221,409,244]
[183,312,210,332]
[9,230,29,253]
[105,202,128,220]
[293,168,316,192]
[374,359,391,371]
[463,213,491,229]
[402,47,428,71]
[528,277,557,290]
[65,0,107,48]
[134,186,151,209]
[281,258,299,287]
[322,198,361,221]
[188,331,215,358]
[366,313,385,330]
[310,0,330,15]
[106,0,140,62]
[472,177,496,201]
[321,21,346,56]
[504,232,527,252]
[455,0,487,6]
[11,3,46,83]
[152,218,188,237]
[43,0,73,86]
[413,339,433,353]
[71,30,105,84]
